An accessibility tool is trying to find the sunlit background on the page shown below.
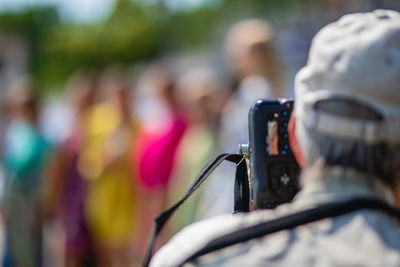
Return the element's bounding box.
[0,0,397,95]
[0,0,399,266]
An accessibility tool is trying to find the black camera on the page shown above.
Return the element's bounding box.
[240,99,300,209]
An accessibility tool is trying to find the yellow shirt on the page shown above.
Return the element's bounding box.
[79,103,137,245]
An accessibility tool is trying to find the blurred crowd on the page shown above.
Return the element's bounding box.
[0,19,284,267]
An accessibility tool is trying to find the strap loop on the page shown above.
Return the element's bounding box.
[235,154,246,167]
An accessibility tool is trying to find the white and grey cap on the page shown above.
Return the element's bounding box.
[295,9,400,145]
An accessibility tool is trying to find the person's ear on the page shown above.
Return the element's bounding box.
[288,114,305,167]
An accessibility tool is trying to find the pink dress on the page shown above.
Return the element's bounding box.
[137,114,187,191]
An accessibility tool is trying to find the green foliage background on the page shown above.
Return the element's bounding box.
[0,0,315,94]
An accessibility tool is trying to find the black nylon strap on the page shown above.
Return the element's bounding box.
[143,153,249,267]
[183,197,400,264]
[233,154,250,213]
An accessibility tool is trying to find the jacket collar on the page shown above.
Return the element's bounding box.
[293,164,395,208]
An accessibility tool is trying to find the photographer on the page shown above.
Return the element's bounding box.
[150,9,400,266]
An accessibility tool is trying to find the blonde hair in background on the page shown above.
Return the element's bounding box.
[224,19,284,97]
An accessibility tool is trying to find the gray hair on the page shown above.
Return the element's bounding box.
[297,98,400,187]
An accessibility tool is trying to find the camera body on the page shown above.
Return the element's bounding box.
[246,99,300,209]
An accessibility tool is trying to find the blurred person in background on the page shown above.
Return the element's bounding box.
[79,66,139,267]
[198,19,285,218]
[39,89,76,147]
[43,70,98,267]
[165,67,231,238]
[1,78,50,267]
[133,64,187,259]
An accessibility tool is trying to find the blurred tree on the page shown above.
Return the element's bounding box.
[0,6,60,92]
[148,0,317,52]
[0,0,318,93]
[38,0,158,92]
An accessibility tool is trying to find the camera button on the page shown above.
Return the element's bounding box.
[271,176,280,189]
[280,174,290,185]
[288,185,297,194]
[283,144,289,150]
[280,166,288,174]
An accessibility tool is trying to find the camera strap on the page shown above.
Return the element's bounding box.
[143,153,249,267]
[182,197,400,264]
